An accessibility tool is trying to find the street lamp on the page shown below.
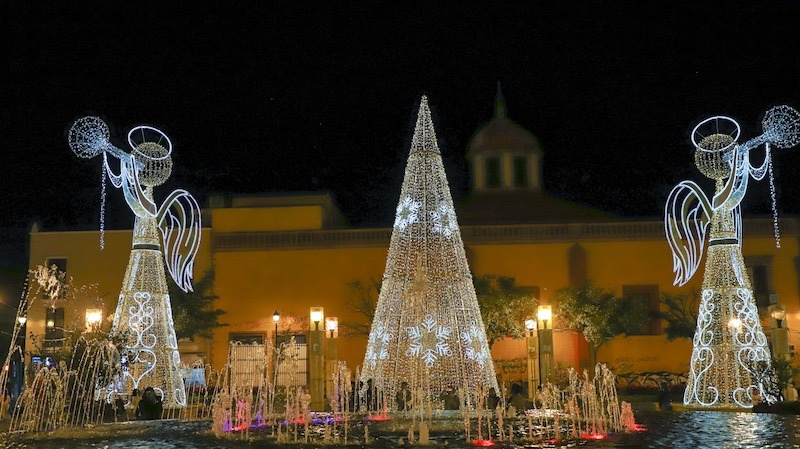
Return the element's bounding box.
[325,317,339,338]
[324,316,339,405]
[310,307,324,331]
[771,305,787,329]
[770,304,791,363]
[524,317,539,402]
[536,305,554,384]
[273,310,280,341]
[86,309,102,332]
[17,316,26,325]
[309,307,325,411]
[537,305,552,330]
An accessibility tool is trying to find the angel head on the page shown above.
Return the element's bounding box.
[128,126,174,187]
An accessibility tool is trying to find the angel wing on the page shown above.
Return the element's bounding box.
[664,180,713,286]
[157,189,202,292]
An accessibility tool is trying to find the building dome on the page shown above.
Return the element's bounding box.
[467,90,543,157]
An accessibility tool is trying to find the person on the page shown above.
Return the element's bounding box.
[442,386,460,410]
[508,383,527,412]
[130,389,142,419]
[487,388,500,410]
[138,387,163,420]
[657,382,672,411]
[0,391,10,421]
[396,381,411,411]
[115,396,127,421]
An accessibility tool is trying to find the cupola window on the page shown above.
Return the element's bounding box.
[485,157,501,188]
[513,156,528,188]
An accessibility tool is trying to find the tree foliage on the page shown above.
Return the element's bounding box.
[473,274,537,348]
[168,268,226,341]
[554,281,649,362]
[342,278,381,337]
[660,291,699,340]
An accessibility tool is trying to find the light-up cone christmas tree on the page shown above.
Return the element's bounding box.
[68,117,202,408]
[665,106,800,408]
[361,96,499,410]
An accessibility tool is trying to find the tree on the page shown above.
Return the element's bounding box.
[341,278,381,337]
[168,268,226,341]
[473,274,537,348]
[660,291,699,340]
[770,357,800,401]
[555,281,649,368]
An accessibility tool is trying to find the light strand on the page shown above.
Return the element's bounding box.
[99,153,107,250]
[766,143,781,248]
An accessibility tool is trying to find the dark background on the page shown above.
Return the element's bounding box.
[0,2,799,287]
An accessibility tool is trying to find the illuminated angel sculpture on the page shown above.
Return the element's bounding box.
[69,117,202,407]
[665,106,800,408]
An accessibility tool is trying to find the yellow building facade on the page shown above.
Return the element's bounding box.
[25,94,800,389]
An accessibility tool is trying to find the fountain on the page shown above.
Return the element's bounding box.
[0,104,645,447]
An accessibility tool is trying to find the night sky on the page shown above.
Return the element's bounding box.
[3,1,800,239]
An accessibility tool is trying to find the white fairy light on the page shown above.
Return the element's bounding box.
[406,315,453,368]
[766,145,781,248]
[394,195,421,231]
[365,321,393,369]
[461,326,489,368]
[68,117,202,408]
[430,201,457,239]
[361,96,498,409]
[666,106,800,409]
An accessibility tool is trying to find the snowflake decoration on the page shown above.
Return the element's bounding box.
[406,315,452,367]
[366,322,393,369]
[461,326,489,368]
[430,201,457,238]
[394,195,421,231]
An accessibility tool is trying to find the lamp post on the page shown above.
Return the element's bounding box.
[770,304,790,361]
[524,318,539,402]
[537,305,554,384]
[271,310,281,396]
[272,310,280,342]
[309,307,325,411]
[14,315,27,396]
[325,317,339,406]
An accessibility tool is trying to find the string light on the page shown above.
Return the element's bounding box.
[766,145,781,248]
[665,106,800,408]
[361,96,498,408]
[68,117,203,408]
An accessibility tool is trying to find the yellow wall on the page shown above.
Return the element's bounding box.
[26,228,212,357]
[26,215,800,384]
[211,246,388,370]
[212,206,323,232]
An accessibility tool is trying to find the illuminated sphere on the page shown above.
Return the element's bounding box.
[133,142,173,187]
[694,134,735,180]
[762,105,800,149]
[68,116,109,159]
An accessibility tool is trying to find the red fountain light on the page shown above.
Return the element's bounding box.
[472,439,495,447]
[581,433,608,440]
